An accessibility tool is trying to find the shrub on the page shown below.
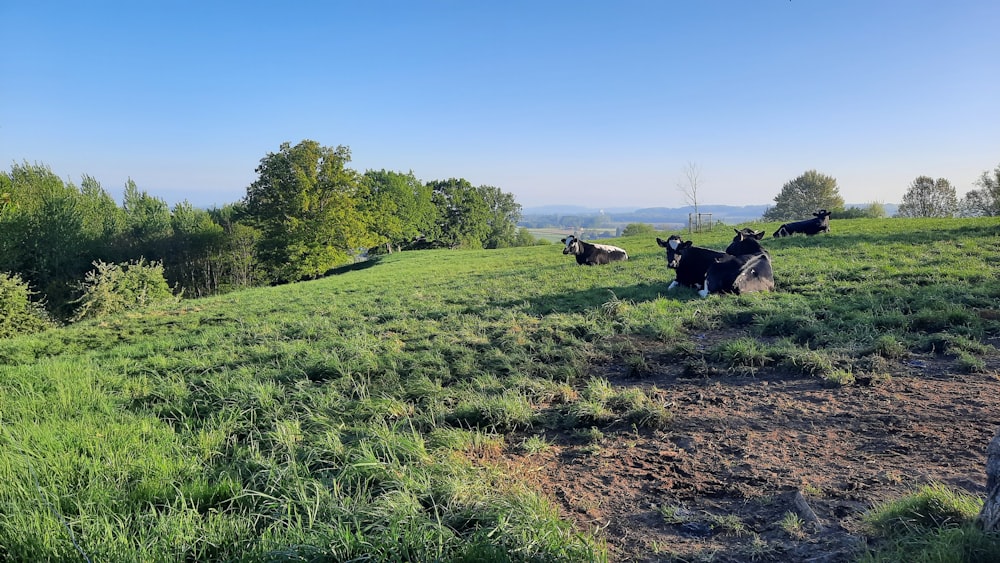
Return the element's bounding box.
[72,259,176,321]
[0,272,55,338]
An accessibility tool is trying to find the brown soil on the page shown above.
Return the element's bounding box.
[494,336,1000,562]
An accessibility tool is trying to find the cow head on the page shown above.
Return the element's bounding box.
[656,235,690,269]
[727,228,767,255]
[814,209,832,219]
[561,235,582,255]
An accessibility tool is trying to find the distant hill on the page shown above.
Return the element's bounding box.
[520,203,898,228]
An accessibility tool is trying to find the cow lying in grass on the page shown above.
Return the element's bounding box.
[656,229,774,297]
[561,235,628,265]
[773,209,832,237]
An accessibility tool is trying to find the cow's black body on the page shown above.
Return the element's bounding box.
[561,235,628,265]
[656,235,724,290]
[657,230,774,297]
[773,210,832,237]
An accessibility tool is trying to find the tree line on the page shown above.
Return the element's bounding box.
[0,139,536,320]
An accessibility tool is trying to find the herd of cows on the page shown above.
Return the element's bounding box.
[560,209,833,297]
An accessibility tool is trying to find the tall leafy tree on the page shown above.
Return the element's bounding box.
[428,178,491,248]
[479,185,522,249]
[763,170,845,221]
[244,140,369,281]
[360,169,434,253]
[122,178,173,259]
[958,162,1000,217]
[166,201,226,296]
[896,176,957,218]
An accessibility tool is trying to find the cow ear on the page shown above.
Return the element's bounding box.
[680,241,693,249]
[656,237,666,247]
[753,230,765,239]
[560,238,566,243]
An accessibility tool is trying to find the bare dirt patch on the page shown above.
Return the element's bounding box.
[495,337,1000,562]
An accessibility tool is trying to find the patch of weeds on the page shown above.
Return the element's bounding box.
[448,391,533,432]
[566,398,615,427]
[744,533,774,561]
[521,434,552,455]
[955,350,986,373]
[801,483,823,497]
[668,339,699,358]
[779,511,806,539]
[711,337,772,374]
[873,333,909,359]
[625,353,650,377]
[860,483,999,563]
[823,369,855,387]
[582,377,615,403]
[776,345,834,377]
[681,356,714,378]
[710,513,751,537]
[660,504,695,525]
[575,426,604,444]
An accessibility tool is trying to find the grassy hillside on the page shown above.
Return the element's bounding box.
[1,217,998,561]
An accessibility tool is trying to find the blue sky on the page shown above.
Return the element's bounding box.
[2,1,998,210]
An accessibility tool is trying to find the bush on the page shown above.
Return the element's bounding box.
[0,272,55,338]
[72,259,176,321]
[620,223,657,237]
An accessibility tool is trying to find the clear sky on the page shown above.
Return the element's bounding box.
[2,1,998,210]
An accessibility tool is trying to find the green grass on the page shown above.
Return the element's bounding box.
[1,217,999,560]
[860,483,1000,563]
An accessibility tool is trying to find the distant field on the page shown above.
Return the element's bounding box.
[2,217,999,561]
[528,227,615,242]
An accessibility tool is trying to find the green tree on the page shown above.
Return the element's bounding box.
[896,176,957,218]
[480,185,522,249]
[360,169,434,253]
[428,178,491,248]
[165,201,226,297]
[958,162,1000,217]
[763,170,845,221]
[0,272,55,338]
[122,178,173,259]
[621,223,657,237]
[244,140,369,281]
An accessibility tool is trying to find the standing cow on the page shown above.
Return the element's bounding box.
[773,209,832,237]
[561,235,628,265]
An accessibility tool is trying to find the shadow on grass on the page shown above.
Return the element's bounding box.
[322,256,383,276]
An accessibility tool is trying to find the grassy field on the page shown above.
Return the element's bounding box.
[1,217,999,561]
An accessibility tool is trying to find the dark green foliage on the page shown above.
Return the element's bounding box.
[763,169,845,221]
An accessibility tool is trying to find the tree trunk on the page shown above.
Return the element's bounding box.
[979,427,1000,532]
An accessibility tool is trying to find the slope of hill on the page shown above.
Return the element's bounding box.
[1,217,997,561]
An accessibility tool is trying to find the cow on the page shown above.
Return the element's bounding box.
[656,235,723,291]
[560,235,628,265]
[657,230,774,297]
[772,209,832,237]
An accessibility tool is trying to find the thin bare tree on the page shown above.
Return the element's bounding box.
[677,161,702,215]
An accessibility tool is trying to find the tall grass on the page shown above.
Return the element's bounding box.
[1,217,998,560]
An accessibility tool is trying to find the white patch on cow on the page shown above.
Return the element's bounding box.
[668,238,680,250]
[667,280,678,290]
[698,278,710,298]
[592,243,628,258]
[563,235,577,250]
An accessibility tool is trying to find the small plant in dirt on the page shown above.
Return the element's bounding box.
[860,483,1000,563]
[659,504,694,525]
[873,333,909,359]
[779,511,806,539]
[710,513,751,537]
[823,369,856,387]
[521,434,552,454]
[711,337,773,374]
[776,344,835,377]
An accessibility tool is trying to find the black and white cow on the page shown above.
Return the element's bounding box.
[560,235,628,265]
[656,230,774,297]
[772,209,832,237]
[656,235,723,291]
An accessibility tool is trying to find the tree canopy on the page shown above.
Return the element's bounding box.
[763,170,845,222]
[958,162,1000,217]
[896,176,957,218]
